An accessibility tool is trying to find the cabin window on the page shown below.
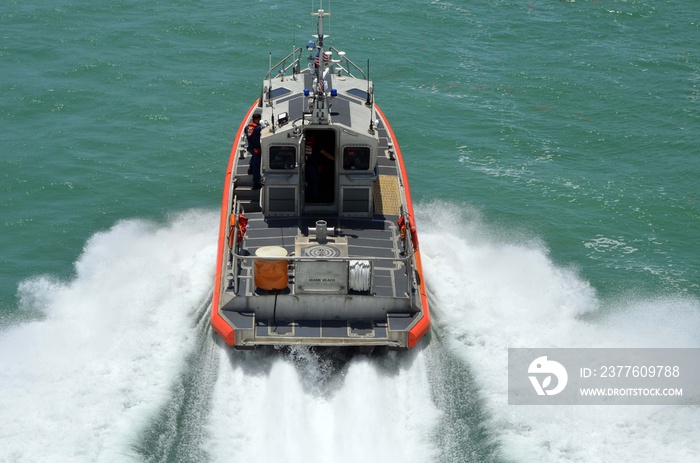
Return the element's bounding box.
[269,146,297,170]
[342,147,370,171]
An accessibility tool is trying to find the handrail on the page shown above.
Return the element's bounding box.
[329,47,367,79]
[229,196,241,295]
[232,251,417,302]
[230,248,415,263]
[229,226,418,304]
[264,47,304,80]
[264,46,368,81]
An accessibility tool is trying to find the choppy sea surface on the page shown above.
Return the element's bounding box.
[1,1,698,462]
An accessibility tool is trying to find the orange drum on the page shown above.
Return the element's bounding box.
[254,246,288,290]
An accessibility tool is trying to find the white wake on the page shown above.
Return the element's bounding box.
[204,347,439,463]
[4,202,695,462]
[418,202,700,462]
[0,210,218,462]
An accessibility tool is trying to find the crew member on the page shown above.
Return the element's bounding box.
[245,113,263,189]
[304,132,334,202]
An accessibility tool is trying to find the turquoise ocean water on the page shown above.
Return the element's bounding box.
[2,1,698,461]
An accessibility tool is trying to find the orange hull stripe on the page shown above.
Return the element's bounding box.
[211,102,259,346]
[375,104,431,348]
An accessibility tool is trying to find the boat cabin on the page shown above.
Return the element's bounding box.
[260,124,377,218]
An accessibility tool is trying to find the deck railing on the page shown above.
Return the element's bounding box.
[264,46,368,81]
[226,222,419,306]
[264,47,304,81]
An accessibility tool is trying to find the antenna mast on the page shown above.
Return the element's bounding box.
[311,6,331,124]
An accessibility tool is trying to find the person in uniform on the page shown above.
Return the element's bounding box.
[304,132,334,201]
[245,113,263,189]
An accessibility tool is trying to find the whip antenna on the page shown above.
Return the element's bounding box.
[366,59,371,105]
[269,52,276,132]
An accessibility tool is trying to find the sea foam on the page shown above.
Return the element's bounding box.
[0,210,218,462]
[418,201,700,462]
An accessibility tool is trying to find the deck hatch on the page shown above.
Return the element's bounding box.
[269,87,292,99]
[347,88,370,101]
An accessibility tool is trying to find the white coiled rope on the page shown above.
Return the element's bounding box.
[349,260,372,292]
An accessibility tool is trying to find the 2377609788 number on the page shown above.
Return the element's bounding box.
[599,365,680,378]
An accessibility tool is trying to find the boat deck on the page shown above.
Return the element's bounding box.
[220,211,418,345]
[227,115,408,297]
[217,120,423,346]
[229,214,408,299]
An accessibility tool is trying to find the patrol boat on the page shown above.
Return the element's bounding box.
[211,7,429,349]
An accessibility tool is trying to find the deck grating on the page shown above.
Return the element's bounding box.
[373,175,402,216]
